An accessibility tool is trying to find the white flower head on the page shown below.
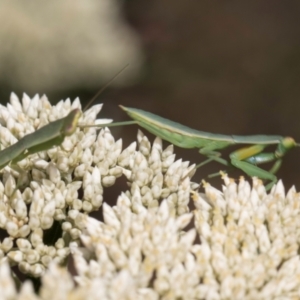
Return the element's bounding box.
[0,94,300,300]
[0,94,121,277]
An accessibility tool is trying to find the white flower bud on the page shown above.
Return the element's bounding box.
[30,263,45,277]
[55,238,65,249]
[30,229,43,247]
[4,175,16,197]
[16,239,31,251]
[41,215,54,229]
[19,261,30,274]
[7,250,23,263]
[25,250,40,264]
[74,163,88,178]
[29,214,40,230]
[41,255,52,267]
[70,228,81,240]
[62,222,72,232]
[15,199,27,219]
[54,209,66,221]
[47,163,61,184]
[1,237,13,252]
[0,212,8,227]
[68,210,79,220]
[6,221,18,237]
[118,142,136,167]
[109,166,123,177]
[82,201,93,213]
[81,148,93,166]
[56,155,69,172]
[72,199,82,211]
[102,176,116,187]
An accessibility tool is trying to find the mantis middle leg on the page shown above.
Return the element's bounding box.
[197,149,230,168]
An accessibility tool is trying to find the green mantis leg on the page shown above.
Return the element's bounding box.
[230,144,280,190]
[268,159,282,175]
[197,149,230,168]
[198,143,287,190]
[245,152,283,174]
[230,158,278,190]
[196,149,232,179]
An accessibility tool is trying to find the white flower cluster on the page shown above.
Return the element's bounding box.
[0,94,196,278]
[72,199,196,299]
[1,94,300,299]
[118,130,197,215]
[2,178,300,299]
[192,175,300,299]
[0,93,122,276]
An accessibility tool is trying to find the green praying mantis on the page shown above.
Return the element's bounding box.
[0,103,298,190]
[117,106,298,190]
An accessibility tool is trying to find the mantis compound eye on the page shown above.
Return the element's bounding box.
[282,137,297,148]
[275,137,297,158]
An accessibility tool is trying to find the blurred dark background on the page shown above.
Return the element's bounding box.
[1,0,300,191]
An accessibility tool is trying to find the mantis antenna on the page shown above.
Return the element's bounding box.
[83,64,129,111]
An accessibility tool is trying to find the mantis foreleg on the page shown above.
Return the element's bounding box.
[229,144,282,190]
[230,158,277,190]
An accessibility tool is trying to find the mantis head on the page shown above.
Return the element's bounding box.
[63,109,82,136]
